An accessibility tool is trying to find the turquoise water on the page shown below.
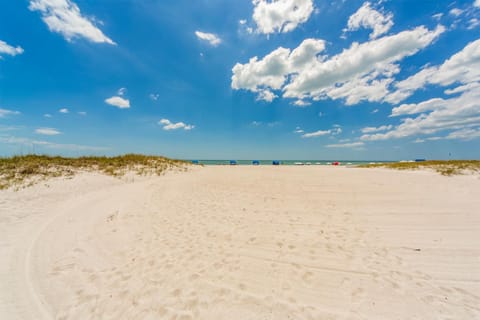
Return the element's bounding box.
[187,160,392,166]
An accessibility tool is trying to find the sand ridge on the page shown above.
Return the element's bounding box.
[1,166,480,319]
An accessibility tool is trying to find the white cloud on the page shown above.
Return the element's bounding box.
[0,108,20,118]
[195,31,221,46]
[256,90,277,102]
[345,2,394,39]
[232,25,444,106]
[105,96,130,109]
[362,85,480,141]
[467,18,480,29]
[302,129,331,138]
[475,0,480,7]
[444,128,480,141]
[432,13,443,21]
[390,97,446,117]
[386,38,480,104]
[59,108,69,113]
[283,25,444,103]
[117,87,126,96]
[149,93,159,101]
[239,19,247,25]
[44,113,52,118]
[371,108,379,113]
[293,126,304,133]
[252,0,314,34]
[301,126,342,138]
[35,127,61,135]
[0,40,24,58]
[361,125,392,133]
[28,0,115,44]
[325,141,365,148]
[449,8,464,17]
[293,100,311,107]
[159,118,195,131]
[232,38,325,98]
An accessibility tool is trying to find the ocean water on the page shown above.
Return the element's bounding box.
[187,160,392,166]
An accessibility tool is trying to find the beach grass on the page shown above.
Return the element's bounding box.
[0,154,189,190]
[361,160,480,176]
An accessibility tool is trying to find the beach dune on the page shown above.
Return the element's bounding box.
[1,166,480,319]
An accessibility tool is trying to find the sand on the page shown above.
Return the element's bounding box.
[1,166,480,319]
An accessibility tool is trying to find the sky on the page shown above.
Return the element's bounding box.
[1,0,480,160]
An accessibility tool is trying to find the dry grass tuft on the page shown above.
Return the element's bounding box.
[361,160,480,176]
[0,154,189,190]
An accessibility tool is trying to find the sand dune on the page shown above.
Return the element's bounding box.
[1,166,480,319]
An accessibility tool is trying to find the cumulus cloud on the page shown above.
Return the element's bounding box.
[0,40,24,58]
[361,85,480,141]
[0,108,20,118]
[28,0,115,44]
[257,90,277,102]
[195,31,221,46]
[283,25,444,103]
[293,100,311,107]
[325,141,365,148]
[475,0,480,7]
[252,0,314,34]
[444,128,480,141]
[149,93,159,101]
[232,38,325,100]
[159,118,195,131]
[59,108,69,113]
[105,96,130,109]
[232,25,444,105]
[385,38,480,104]
[345,2,394,39]
[35,127,61,135]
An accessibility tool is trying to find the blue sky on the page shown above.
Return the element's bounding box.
[1,0,479,160]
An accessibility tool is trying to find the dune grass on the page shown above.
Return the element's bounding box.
[0,154,189,190]
[361,160,480,176]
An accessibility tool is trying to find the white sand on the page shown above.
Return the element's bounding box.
[1,166,480,319]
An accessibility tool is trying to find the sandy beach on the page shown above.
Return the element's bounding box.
[1,166,480,319]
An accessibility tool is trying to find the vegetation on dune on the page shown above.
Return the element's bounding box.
[361,160,480,176]
[0,154,189,190]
